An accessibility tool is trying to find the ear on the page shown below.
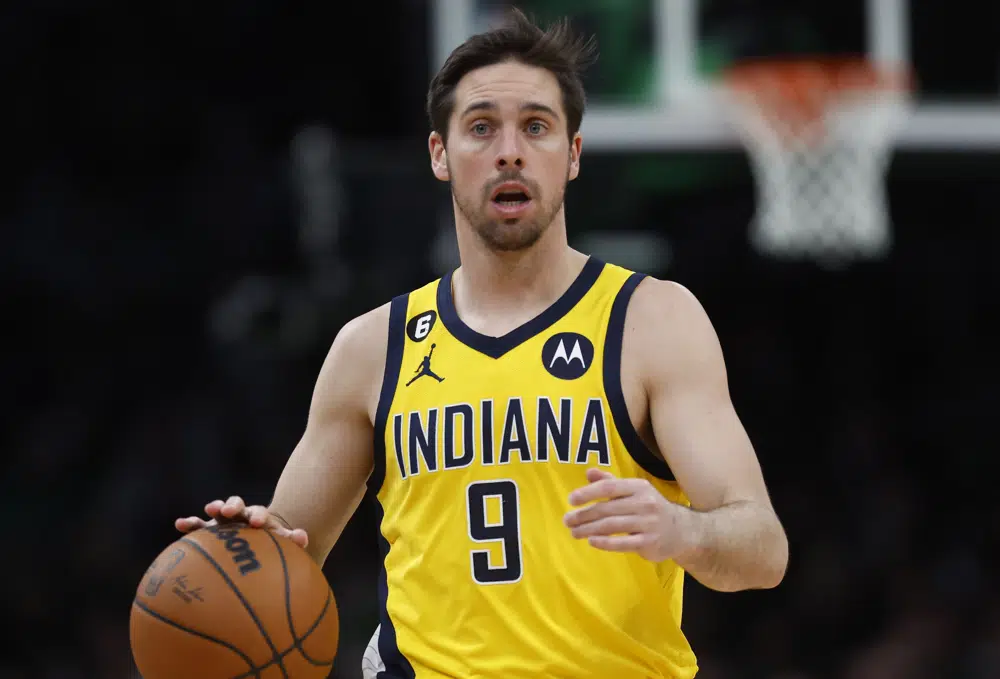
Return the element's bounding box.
[568,132,583,181]
[429,131,450,182]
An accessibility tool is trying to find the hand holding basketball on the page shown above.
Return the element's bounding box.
[131,522,338,679]
[564,468,697,563]
[175,495,309,549]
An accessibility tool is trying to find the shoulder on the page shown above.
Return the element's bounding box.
[334,300,393,356]
[333,277,439,365]
[623,276,727,382]
[625,276,713,332]
[313,301,394,416]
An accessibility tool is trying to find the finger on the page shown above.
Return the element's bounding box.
[563,496,640,527]
[570,515,648,539]
[175,516,207,532]
[568,477,640,507]
[587,534,646,553]
[178,516,219,531]
[219,496,247,520]
[286,528,309,549]
[271,526,309,549]
[585,467,615,484]
[245,506,270,528]
[204,500,226,517]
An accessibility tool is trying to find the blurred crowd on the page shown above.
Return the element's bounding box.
[3,2,999,678]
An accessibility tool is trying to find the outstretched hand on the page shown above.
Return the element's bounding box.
[175,495,309,549]
[564,468,697,563]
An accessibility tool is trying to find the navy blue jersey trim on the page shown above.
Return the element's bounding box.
[437,257,605,359]
[369,294,408,495]
[369,293,416,678]
[603,273,675,481]
[374,504,416,678]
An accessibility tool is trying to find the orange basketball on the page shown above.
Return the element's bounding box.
[130,523,339,679]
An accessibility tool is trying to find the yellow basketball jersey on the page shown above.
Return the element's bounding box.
[368,258,698,678]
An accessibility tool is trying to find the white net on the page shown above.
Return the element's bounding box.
[724,62,911,268]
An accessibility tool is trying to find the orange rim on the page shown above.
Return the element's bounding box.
[723,57,913,137]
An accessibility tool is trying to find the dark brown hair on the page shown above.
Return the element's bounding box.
[426,7,598,144]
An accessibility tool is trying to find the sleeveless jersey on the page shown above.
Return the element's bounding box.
[368,258,699,679]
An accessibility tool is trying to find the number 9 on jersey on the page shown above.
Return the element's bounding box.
[466,479,523,584]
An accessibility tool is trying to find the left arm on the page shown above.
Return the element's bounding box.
[641,279,787,591]
[565,279,788,592]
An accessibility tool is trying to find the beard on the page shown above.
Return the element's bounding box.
[451,168,567,252]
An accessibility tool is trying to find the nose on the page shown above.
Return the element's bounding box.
[494,128,524,170]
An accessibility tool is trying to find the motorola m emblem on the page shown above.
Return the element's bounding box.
[541,332,594,380]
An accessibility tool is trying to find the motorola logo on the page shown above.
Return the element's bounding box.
[541,332,594,380]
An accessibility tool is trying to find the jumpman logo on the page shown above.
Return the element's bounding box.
[406,343,445,386]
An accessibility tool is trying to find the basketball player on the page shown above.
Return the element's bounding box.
[176,9,788,678]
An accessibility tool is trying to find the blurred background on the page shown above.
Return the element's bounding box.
[3,0,999,677]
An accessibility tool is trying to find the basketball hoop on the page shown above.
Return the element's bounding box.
[722,58,912,268]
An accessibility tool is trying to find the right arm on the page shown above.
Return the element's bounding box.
[268,302,390,565]
[177,302,391,567]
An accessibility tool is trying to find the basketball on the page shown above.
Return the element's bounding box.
[130,523,338,679]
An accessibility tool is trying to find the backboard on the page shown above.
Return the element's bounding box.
[431,0,1000,151]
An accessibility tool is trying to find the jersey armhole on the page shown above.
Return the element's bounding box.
[603,273,675,481]
[368,293,409,494]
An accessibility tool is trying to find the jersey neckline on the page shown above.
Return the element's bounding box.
[436,257,606,359]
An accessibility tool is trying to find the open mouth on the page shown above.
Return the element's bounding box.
[492,190,531,207]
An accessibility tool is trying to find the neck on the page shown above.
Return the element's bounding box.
[451,207,589,321]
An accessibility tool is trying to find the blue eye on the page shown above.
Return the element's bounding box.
[527,121,545,134]
[472,123,491,135]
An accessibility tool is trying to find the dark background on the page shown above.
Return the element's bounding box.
[3,1,998,678]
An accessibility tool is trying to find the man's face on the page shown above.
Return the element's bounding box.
[429,60,582,251]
